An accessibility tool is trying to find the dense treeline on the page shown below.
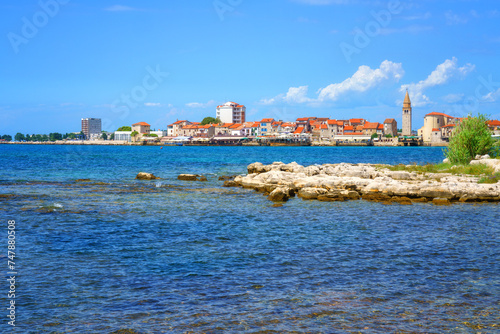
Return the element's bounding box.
[12,132,83,142]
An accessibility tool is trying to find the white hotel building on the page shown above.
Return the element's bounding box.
[216,102,246,124]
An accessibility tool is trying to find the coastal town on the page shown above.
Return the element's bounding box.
[3,92,500,146]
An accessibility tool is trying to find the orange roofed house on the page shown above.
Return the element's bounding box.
[418,112,457,144]
[132,122,151,135]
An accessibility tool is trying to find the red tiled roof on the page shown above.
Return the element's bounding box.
[426,112,454,118]
[281,122,294,127]
[173,120,187,124]
[252,122,260,127]
[349,118,364,124]
[293,127,304,134]
[441,124,456,128]
[133,122,150,126]
[432,128,440,132]
[377,124,384,130]
[384,118,395,124]
[320,124,328,129]
[229,123,242,128]
[261,118,274,123]
[488,120,500,126]
[219,123,234,128]
[337,132,366,136]
[296,117,309,122]
[363,122,379,129]
[326,120,337,125]
[344,125,354,131]
[337,121,344,126]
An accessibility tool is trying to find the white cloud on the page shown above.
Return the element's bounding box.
[186,100,216,108]
[261,60,404,105]
[483,88,500,102]
[379,25,433,35]
[402,12,432,21]
[105,5,137,12]
[292,0,351,4]
[400,57,475,106]
[144,103,171,107]
[445,11,468,25]
[442,93,464,103]
[317,60,404,102]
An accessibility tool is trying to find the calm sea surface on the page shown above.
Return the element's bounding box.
[0,145,498,333]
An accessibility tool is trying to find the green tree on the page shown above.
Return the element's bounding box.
[385,134,393,138]
[1,135,12,141]
[110,133,115,140]
[15,133,25,142]
[26,134,31,141]
[201,117,221,125]
[102,132,108,140]
[131,131,139,137]
[117,126,132,131]
[371,133,379,139]
[445,114,494,164]
[49,133,62,141]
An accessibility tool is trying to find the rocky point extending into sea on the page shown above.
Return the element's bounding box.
[222,159,500,205]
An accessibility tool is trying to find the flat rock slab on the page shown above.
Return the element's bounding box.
[178,174,207,182]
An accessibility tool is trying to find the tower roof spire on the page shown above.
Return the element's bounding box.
[403,90,411,108]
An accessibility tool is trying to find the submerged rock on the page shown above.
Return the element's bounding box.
[136,172,159,180]
[178,174,207,182]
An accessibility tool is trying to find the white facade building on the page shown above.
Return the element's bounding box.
[114,131,132,142]
[216,102,246,124]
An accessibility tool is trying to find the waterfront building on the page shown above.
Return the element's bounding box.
[326,120,338,139]
[81,118,102,140]
[150,130,167,138]
[279,122,295,135]
[402,90,412,136]
[213,123,234,136]
[260,118,275,135]
[344,125,354,134]
[377,124,384,137]
[362,122,380,136]
[271,121,283,134]
[383,119,398,137]
[349,118,365,127]
[229,123,244,136]
[114,131,132,142]
[418,112,457,144]
[169,120,191,137]
[216,102,246,124]
[488,120,500,135]
[132,122,151,135]
[296,117,316,133]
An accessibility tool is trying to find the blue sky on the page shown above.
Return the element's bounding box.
[1,0,500,135]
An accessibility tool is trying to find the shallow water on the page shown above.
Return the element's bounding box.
[0,145,498,333]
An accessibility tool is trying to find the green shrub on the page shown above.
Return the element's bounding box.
[445,114,494,164]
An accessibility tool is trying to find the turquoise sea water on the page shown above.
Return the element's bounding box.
[0,145,499,333]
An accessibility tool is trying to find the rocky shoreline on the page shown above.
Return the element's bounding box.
[224,161,500,205]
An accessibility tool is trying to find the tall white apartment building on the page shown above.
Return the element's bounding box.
[81,118,102,140]
[216,102,246,124]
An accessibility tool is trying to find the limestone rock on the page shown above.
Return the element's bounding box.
[433,198,451,205]
[136,172,159,180]
[298,187,328,200]
[268,187,292,202]
[178,174,207,182]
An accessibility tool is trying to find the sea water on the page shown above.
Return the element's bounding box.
[0,145,498,333]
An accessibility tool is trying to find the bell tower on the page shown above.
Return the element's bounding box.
[402,90,412,136]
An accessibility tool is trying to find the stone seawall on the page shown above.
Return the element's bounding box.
[227,161,500,205]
